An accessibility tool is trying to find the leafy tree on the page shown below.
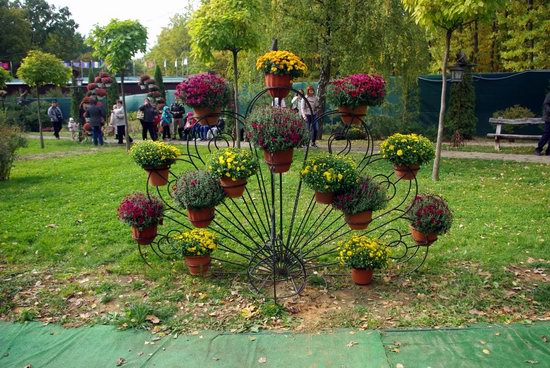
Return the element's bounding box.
[188,0,262,147]
[154,65,166,100]
[17,50,71,148]
[402,0,504,181]
[446,67,477,139]
[0,3,32,64]
[0,68,12,89]
[87,19,147,151]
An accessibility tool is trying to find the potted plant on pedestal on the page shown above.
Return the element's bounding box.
[407,194,452,245]
[130,141,181,186]
[301,154,357,204]
[327,74,386,125]
[245,106,308,173]
[338,236,390,285]
[175,72,230,126]
[173,170,226,228]
[208,148,259,198]
[172,229,218,275]
[380,133,435,180]
[333,176,388,230]
[117,193,164,245]
[256,50,307,99]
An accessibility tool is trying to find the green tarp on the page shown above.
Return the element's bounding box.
[1,322,548,367]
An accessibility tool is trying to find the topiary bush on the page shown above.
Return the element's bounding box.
[0,122,27,180]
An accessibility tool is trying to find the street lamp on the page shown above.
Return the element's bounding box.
[449,51,474,83]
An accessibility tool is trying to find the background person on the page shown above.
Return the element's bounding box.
[300,86,320,147]
[47,99,64,139]
[535,92,550,156]
[170,101,185,139]
[113,100,132,145]
[138,98,157,141]
[84,98,105,146]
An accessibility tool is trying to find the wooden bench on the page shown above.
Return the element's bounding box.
[487,117,543,151]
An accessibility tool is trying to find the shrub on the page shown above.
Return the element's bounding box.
[208,148,258,180]
[492,105,536,134]
[327,74,386,108]
[175,72,230,109]
[380,133,434,166]
[130,141,181,169]
[446,68,477,139]
[256,50,307,77]
[171,229,218,256]
[117,193,164,230]
[337,236,390,270]
[245,106,308,153]
[407,194,452,235]
[173,170,225,210]
[0,123,27,181]
[301,154,357,193]
[333,176,388,215]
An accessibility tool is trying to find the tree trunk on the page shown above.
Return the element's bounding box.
[120,70,130,152]
[232,50,240,148]
[490,20,497,72]
[37,87,44,149]
[472,21,479,64]
[317,58,331,140]
[527,0,534,68]
[432,29,452,182]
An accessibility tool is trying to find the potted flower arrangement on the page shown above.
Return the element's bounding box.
[147,79,156,90]
[138,74,151,90]
[173,170,226,228]
[130,141,181,186]
[379,133,435,180]
[407,194,452,245]
[175,72,230,126]
[301,154,357,204]
[327,74,386,125]
[94,76,104,88]
[87,82,97,93]
[117,193,164,245]
[338,236,390,285]
[245,106,308,173]
[208,148,259,198]
[171,229,218,275]
[95,88,107,98]
[101,76,113,88]
[256,50,307,99]
[333,176,388,230]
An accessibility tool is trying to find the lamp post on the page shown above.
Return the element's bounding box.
[183,57,189,76]
[449,51,475,83]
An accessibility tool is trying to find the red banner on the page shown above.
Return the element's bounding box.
[0,62,9,71]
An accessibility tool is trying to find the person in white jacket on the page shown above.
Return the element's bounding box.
[112,100,132,144]
[300,86,320,147]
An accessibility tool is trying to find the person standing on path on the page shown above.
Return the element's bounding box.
[84,98,105,146]
[170,101,185,139]
[47,100,64,139]
[113,100,132,145]
[138,98,157,141]
[535,92,550,156]
[300,86,320,147]
[161,105,173,140]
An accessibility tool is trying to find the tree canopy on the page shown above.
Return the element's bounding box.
[0,68,12,89]
[17,50,71,87]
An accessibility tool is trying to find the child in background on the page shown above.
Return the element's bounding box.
[161,105,173,140]
[68,117,78,141]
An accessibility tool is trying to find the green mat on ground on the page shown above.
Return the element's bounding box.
[0,321,548,367]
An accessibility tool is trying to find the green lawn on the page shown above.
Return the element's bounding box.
[1,139,549,333]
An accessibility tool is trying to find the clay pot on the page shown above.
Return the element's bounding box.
[144,167,170,186]
[220,178,247,198]
[393,164,420,180]
[344,211,373,230]
[315,191,334,204]
[351,268,373,285]
[410,225,438,245]
[184,255,211,275]
[131,225,157,245]
[187,207,215,228]
[338,105,368,125]
[264,73,292,99]
[193,106,222,126]
[263,149,294,173]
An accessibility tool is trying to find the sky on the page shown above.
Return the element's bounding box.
[46,0,200,51]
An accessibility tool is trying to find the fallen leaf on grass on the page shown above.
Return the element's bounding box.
[116,357,126,366]
[46,224,58,228]
[525,360,539,365]
[258,357,267,364]
[396,364,404,368]
[146,315,160,324]
[469,309,487,316]
[482,349,490,355]
[346,341,358,348]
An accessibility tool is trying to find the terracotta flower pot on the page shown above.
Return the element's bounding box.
[184,255,211,275]
[263,149,294,173]
[264,73,292,99]
[131,225,157,245]
[410,225,438,245]
[220,177,247,198]
[393,164,420,180]
[351,268,373,285]
[144,167,170,186]
[344,211,373,230]
[338,105,368,125]
[193,106,222,126]
[187,207,215,228]
[315,191,334,204]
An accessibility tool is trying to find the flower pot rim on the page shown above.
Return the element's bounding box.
[142,165,171,170]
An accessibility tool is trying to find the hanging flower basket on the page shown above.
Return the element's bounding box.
[144,166,170,186]
[407,194,452,245]
[256,50,307,99]
[184,255,211,275]
[131,225,158,245]
[344,210,373,230]
[220,178,248,198]
[315,191,334,204]
[338,105,368,125]
[172,229,218,276]
[263,149,294,173]
[393,164,420,180]
[188,207,215,228]
[409,225,438,245]
[338,236,389,285]
[209,148,258,198]
[118,193,163,246]
[193,106,222,126]
[351,268,373,285]
[130,141,181,186]
[264,73,292,99]
[380,133,434,181]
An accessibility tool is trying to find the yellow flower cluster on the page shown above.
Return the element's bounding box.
[256,50,308,76]
[208,148,258,181]
[337,236,390,270]
[172,229,217,256]
[379,133,434,166]
[301,155,357,192]
[130,141,181,168]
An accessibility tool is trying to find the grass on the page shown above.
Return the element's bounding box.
[0,138,549,333]
[442,143,536,155]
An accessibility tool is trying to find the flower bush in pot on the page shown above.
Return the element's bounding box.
[175,72,230,126]
[301,154,357,204]
[130,141,181,186]
[256,50,307,99]
[208,148,258,198]
[245,106,308,173]
[118,193,164,245]
[327,74,385,125]
[171,229,218,275]
[333,176,388,230]
[407,194,452,245]
[173,170,226,228]
[338,236,390,285]
[379,133,434,180]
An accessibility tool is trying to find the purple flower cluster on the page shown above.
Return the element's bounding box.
[117,193,164,230]
[175,73,230,109]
